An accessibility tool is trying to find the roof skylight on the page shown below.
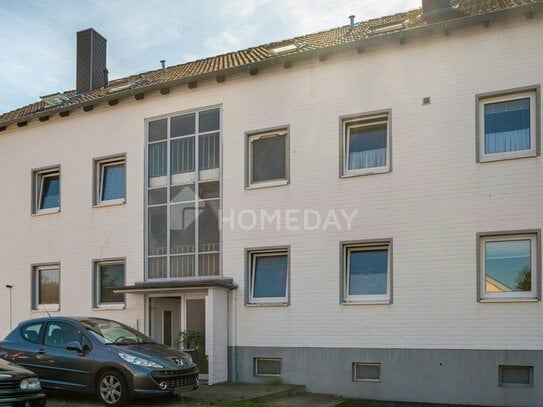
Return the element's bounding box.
[269,43,298,54]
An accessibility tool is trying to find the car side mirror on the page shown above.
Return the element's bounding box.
[66,341,84,354]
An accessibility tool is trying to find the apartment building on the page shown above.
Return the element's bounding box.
[0,0,542,405]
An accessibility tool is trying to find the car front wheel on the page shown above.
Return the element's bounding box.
[97,370,129,406]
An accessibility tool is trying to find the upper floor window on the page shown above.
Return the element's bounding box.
[342,240,392,304]
[246,127,289,188]
[94,155,126,206]
[478,231,540,302]
[477,88,539,162]
[32,166,60,214]
[341,112,390,177]
[146,108,220,280]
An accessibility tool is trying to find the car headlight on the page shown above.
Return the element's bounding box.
[118,352,163,368]
[20,377,41,391]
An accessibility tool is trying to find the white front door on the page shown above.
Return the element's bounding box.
[150,297,181,347]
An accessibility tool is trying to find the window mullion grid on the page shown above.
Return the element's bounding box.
[195,112,200,277]
[166,116,171,279]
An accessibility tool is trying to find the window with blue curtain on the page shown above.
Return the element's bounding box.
[252,253,288,300]
[101,163,125,201]
[40,174,60,209]
[484,98,531,154]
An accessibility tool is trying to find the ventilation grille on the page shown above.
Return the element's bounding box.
[254,358,282,376]
[499,365,533,387]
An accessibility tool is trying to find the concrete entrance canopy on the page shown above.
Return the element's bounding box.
[116,277,237,385]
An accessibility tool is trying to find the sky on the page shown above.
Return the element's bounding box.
[0,0,420,115]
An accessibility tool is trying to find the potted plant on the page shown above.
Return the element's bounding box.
[176,330,202,361]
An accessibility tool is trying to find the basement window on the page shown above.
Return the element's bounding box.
[353,363,381,382]
[254,358,282,376]
[499,365,533,388]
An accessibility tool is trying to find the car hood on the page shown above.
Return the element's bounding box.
[111,343,193,369]
[0,358,36,379]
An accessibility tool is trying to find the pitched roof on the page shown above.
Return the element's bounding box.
[0,0,539,127]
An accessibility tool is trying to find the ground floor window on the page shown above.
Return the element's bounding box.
[246,248,289,305]
[32,264,60,311]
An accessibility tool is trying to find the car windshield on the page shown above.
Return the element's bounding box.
[80,319,155,345]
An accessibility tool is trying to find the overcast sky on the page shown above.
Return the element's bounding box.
[0,0,420,114]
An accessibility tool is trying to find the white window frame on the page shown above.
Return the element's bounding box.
[246,128,289,189]
[479,234,538,301]
[342,113,390,177]
[478,91,537,162]
[249,250,289,304]
[94,260,126,309]
[33,265,60,312]
[95,156,126,206]
[343,242,391,304]
[34,168,60,214]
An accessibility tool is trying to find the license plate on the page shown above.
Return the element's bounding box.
[173,386,183,395]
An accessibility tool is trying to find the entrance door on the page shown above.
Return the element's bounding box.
[186,299,207,374]
[150,297,181,347]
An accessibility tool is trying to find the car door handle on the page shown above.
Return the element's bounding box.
[36,349,46,355]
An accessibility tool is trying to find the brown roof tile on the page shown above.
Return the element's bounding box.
[0,0,539,125]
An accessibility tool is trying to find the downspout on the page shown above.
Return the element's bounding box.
[231,289,238,382]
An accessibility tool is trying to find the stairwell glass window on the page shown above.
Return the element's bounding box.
[248,249,289,304]
[478,90,538,162]
[33,167,60,214]
[146,108,221,280]
[246,128,289,188]
[342,112,390,177]
[32,265,60,311]
[478,232,540,301]
[94,155,126,205]
[342,241,391,304]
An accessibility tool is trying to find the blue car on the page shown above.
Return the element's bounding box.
[0,317,198,406]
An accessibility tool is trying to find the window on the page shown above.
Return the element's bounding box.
[94,260,125,307]
[341,112,390,177]
[246,127,289,188]
[44,322,91,351]
[247,249,289,304]
[146,108,220,279]
[32,264,60,311]
[32,166,60,214]
[477,89,539,162]
[499,365,533,388]
[254,358,282,376]
[353,363,381,382]
[342,241,391,304]
[20,322,44,344]
[94,155,126,205]
[478,232,540,301]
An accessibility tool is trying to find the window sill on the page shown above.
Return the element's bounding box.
[480,297,538,303]
[342,167,390,178]
[246,179,289,190]
[93,304,126,311]
[32,305,60,312]
[245,302,289,307]
[479,151,537,163]
[342,299,391,305]
[94,199,126,208]
[33,208,60,216]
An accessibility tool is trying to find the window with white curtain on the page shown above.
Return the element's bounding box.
[478,90,538,162]
[342,112,390,177]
